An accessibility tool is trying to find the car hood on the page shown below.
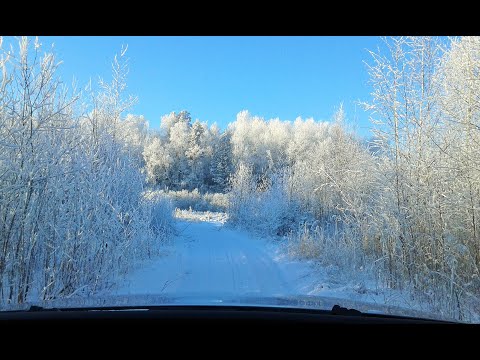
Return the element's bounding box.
[0,293,457,322]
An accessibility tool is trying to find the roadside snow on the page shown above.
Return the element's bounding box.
[269,244,429,313]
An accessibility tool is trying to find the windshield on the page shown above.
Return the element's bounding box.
[0,36,478,323]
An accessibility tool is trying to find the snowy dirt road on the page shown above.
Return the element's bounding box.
[114,211,432,317]
[116,217,300,297]
[110,210,454,320]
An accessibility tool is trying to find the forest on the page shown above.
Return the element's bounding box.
[1,36,479,321]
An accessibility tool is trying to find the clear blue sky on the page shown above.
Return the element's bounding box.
[29,36,381,137]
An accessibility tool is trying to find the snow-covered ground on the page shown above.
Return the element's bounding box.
[113,210,453,320]
[116,211,292,296]
[173,208,228,224]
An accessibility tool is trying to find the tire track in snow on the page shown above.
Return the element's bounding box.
[115,217,293,297]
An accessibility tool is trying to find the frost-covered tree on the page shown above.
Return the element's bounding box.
[229,110,271,175]
[361,36,480,319]
[229,110,291,181]
[211,131,233,192]
[185,120,206,189]
[118,114,150,167]
[166,115,190,188]
[160,110,192,140]
[436,36,480,303]
[0,37,172,305]
[145,111,222,192]
[143,135,172,185]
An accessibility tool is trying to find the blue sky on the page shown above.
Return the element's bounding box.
[33,36,380,137]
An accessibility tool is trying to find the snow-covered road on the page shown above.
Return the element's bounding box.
[111,210,456,322]
[116,217,298,297]
[113,211,439,320]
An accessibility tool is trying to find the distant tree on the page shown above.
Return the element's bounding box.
[185,120,206,189]
[147,111,223,191]
[160,110,192,140]
[143,136,172,185]
[211,131,233,192]
[119,114,150,166]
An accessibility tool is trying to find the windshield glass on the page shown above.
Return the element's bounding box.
[0,36,478,323]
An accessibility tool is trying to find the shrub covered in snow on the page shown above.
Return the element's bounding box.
[149,188,229,213]
[228,164,301,237]
[0,38,174,305]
